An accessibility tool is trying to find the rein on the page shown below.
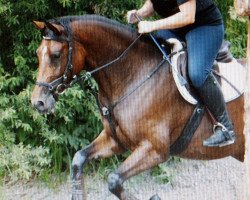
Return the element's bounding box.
[36,30,143,94]
[71,34,173,115]
[69,33,143,87]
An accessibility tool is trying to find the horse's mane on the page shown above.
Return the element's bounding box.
[45,15,171,55]
[47,15,137,38]
[51,15,127,27]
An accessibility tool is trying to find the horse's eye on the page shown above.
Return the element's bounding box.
[51,52,61,59]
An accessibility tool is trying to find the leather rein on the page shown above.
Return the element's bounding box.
[35,16,176,96]
[35,29,179,110]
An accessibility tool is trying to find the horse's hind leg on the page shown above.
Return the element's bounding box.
[71,129,125,200]
[108,140,167,200]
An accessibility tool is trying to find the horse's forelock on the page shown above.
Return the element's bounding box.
[42,27,56,39]
[41,18,70,40]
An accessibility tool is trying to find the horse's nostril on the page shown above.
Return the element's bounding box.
[37,100,44,107]
[35,100,45,110]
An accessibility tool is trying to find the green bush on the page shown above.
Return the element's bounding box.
[0,0,141,181]
[216,0,247,57]
[0,0,247,182]
[0,143,50,182]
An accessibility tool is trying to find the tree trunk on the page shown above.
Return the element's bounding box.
[244,17,250,200]
[234,1,250,198]
[234,0,250,16]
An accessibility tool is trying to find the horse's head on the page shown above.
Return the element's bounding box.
[31,20,86,114]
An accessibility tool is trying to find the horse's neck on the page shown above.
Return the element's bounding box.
[72,19,161,102]
[72,19,136,62]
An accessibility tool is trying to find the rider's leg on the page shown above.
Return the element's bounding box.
[154,29,183,41]
[198,73,236,147]
[186,24,236,147]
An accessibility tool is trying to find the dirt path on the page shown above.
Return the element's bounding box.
[1,156,248,200]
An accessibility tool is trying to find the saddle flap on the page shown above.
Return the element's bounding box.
[217,59,246,102]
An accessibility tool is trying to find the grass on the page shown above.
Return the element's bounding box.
[151,156,181,184]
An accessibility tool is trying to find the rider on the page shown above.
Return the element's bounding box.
[127,0,236,147]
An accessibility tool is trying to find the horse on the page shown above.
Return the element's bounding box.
[31,15,245,200]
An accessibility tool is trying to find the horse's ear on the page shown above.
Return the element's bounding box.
[45,21,61,36]
[32,21,46,30]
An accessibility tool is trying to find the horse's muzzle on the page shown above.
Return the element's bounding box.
[31,92,56,114]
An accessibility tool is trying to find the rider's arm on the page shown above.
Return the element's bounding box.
[138,0,196,33]
[137,0,155,19]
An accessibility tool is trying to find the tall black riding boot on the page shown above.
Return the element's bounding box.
[198,73,236,147]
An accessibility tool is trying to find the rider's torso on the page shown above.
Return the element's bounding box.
[151,0,223,33]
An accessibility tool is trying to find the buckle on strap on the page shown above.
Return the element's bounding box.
[102,107,109,116]
[213,122,233,140]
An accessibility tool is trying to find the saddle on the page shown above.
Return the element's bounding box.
[167,38,246,105]
[162,39,247,154]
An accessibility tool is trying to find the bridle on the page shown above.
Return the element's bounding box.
[35,33,74,94]
[35,19,180,103]
[35,17,177,95]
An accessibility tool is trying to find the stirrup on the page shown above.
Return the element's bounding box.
[203,122,236,147]
[213,122,234,141]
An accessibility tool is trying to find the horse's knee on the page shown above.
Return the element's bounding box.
[108,172,123,194]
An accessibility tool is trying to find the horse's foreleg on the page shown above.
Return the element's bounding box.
[108,140,168,200]
[71,129,125,200]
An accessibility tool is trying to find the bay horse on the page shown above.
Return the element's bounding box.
[31,15,245,200]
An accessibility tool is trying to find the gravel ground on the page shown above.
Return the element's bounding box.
[0,156,248,200]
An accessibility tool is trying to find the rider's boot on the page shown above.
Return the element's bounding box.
[198,73,236,147]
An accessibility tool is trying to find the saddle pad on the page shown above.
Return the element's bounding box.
[168,38,246,105]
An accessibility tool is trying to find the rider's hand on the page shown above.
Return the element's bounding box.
[138,21,155,34]
[127,10,139,24]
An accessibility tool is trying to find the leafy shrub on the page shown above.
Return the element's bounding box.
[216,0,247,58]
[0,143,50,182]
[0,0,141,181]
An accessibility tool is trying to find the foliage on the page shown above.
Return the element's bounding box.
[0,143,50,182]
[0,0,247,182]
[0,0,142,182]
[151,157,180,184]
[216,0,247,57]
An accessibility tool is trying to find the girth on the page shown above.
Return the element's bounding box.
[170,103,205,155]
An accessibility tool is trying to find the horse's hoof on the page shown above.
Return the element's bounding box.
[149,194,161,200]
